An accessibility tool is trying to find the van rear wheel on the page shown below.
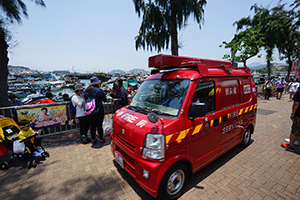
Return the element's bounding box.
[240,127,251,147]
[159,163,188,200]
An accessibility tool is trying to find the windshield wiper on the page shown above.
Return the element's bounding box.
[128,105,148,113]
[150,109,174,117]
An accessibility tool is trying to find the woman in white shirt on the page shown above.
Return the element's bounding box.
[71,84,90,144]
[288,78,300,102]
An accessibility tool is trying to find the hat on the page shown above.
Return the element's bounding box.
[90,76,101,86]
[74,84,84,91]
[127,87,131,92]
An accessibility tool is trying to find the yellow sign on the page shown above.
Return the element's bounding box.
[17,104,67,128]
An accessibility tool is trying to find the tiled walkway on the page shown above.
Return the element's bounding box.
[0,94,299,200]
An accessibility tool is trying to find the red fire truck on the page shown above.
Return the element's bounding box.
[111,54,257,199]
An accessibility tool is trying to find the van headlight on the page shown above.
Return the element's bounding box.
[142,134,165,159]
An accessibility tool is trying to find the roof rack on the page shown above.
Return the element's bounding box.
[148,54,251,76]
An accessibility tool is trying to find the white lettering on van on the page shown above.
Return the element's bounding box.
[222,120,243,134]
[120,113,139,123]
[225,87,237,96]
[136,120,147,128]
[116,111,124,117]
[228,110,239,119]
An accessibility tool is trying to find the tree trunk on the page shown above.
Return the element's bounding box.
[170,2,178,56]
[267,59,271,79]
[0,34,9,107]
[286,58,293,81]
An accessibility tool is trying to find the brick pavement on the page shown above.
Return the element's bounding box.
[0,94,299,200]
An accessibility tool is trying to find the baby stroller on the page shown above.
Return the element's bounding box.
[0,117,49,170]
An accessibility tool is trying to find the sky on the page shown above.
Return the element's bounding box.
[7,0,295,72]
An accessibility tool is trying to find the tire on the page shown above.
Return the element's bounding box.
[240,127,251,147]
[27,161,32,169]
[32,160,37,168]
[159,163,188,200]
[1,161,9,170]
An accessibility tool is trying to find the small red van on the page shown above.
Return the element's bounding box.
[111,54,257,199]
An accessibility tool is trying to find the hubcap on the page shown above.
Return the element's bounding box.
[166,169,185,195]
[244,129,250,144]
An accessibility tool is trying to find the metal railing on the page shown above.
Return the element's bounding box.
[0,102,116,137]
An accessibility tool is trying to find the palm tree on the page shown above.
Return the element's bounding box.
[0,0,45,107]
[133,0,207,55]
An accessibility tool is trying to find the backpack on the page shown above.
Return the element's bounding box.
[85,90,99,115]
[70,95,76,117]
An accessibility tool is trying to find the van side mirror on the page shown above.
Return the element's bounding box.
[188,102,207,120]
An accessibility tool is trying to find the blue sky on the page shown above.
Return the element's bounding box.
[7,0,294,72]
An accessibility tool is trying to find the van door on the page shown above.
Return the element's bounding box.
[185,80,221,171]
[219,79,243,153]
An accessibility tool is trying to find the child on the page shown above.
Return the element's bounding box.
[18,120,43,156]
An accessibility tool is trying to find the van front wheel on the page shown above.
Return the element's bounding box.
[159,163,188,200]
[240,128,251,147]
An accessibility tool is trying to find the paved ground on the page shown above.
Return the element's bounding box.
[0,94,300,200]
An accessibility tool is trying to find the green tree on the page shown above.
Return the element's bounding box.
[276,6,300,81]
[233,5,285,78]
[220,25,265,67]
[0,0,45,107]
[133,0,207,55]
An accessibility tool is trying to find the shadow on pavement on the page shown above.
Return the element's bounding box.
[111,139,254,200]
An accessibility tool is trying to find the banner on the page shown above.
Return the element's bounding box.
[16,104,67,129]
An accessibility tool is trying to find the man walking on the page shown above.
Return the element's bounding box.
[281,89,300,151]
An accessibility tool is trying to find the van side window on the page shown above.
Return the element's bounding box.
[192,81,215,113]
[221,80,240,108]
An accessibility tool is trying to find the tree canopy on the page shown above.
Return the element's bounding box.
[133,0,207,55]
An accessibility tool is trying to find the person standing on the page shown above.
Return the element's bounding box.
[110,78,128,110]
[264,78,273,100]
[71,84,90,144]
[281,89,300,151]
[288,78,300,102]
[276,77,287,100]
[84,77,107,147]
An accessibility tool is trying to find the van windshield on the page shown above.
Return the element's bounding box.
[129,79,190,117]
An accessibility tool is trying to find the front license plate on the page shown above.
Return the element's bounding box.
[115,151,124,169]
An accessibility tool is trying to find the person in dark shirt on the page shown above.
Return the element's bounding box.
[110,78,128,110]
[281,89,300,151]
[84,77,107,147]
[8,93,23,106]
[259,75,265,85]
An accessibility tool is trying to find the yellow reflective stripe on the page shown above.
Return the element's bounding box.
[249,105,253,112]
[176,129,189,141]
[219,117,222,124]
[244,106,249,113]
[166,135,173,144]
[239,109,244,115]
[254,104,257,109]
[192,124,202,135]
[210,120,213,127]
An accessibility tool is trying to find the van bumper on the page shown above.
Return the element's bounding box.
[110,133,164,198]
